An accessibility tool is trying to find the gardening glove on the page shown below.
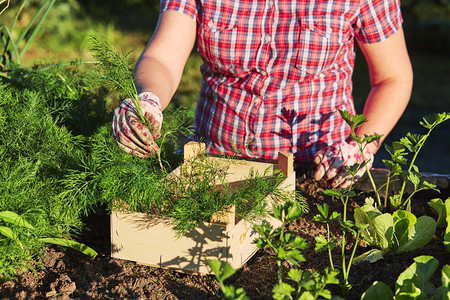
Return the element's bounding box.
[112,92,163,158]
[313,140,374,188]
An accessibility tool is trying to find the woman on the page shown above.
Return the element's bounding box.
[112,0,413,188]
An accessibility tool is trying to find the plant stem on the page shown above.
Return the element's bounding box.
[326,223,334,270]
[398,128,433,210]
[358,142,382,207]
[384,171,392,208]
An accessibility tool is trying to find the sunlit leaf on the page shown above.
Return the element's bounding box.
[39,238,98,258]
[0,211,35,230]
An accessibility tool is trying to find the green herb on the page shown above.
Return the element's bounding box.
[428,197,450,252]
[340,110,450,212]
[353,200,437,264]
[208,201,339,300]
[362,255,450,299]
[89,34,173,169]
[0,211,97,258]
[206,259,250,300]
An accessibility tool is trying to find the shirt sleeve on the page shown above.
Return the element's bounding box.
[160,0,198,21]
[354,0,403,44]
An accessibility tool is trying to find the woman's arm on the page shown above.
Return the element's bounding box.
[134,10,197,110]
[356,27,413,154]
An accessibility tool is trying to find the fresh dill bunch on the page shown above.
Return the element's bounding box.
[88,33,153,141]
[88,34,137,100]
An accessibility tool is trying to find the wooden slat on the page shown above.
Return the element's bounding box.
[277,152,294,176]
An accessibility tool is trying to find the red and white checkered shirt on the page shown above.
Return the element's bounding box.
[160,0,402,164]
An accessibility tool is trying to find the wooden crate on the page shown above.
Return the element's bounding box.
[111,142,296,274]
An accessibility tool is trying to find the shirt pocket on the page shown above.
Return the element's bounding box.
[197,14,238,74]
[295,18,345,76]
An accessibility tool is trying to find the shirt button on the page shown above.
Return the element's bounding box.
[264,34,271,43]
[260,70,268,76]
[254,97,261,105]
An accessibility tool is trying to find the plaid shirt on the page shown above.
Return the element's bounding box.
[160,0,402,163]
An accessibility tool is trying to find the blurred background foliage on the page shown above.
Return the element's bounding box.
[1,0,449,172]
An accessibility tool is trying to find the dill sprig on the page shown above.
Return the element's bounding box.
[88,34,164,168]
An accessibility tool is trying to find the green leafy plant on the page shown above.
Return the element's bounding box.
[428,197,450,252]
[340,110,450,212]
[353,200,436,264]
[272,267,340,300]
[88,34,164,168]
[361,255,450,300]
[253,200,308,284]
[383,114,446,212]
[206,259,249,300]
[318,188,361,295]
[207,201,340,300]
[254,200,340,299]
[313,203,340,271]
[0,211,97,257]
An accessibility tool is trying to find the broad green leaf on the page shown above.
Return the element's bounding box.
[219,262,237,282]
[298,291,315,300]
[223,285,249,300]
[324,267,340,285]
[363,134,383,144]
[372,213,394,250]
[287,268,303,283]
[354,207,379,246]
[289,236,308,250]
[272,282,295,300]
[395,216,436,254]
[342,190,357,198]
[390,194,403,210]
[396,255,438,296]
[206,259,222,276]
[0,211,35,229]
[428,198,447,227]
[286,249,305,265]
[39,238,98,258]
[420,112,450,129]
[354,207,375,243]
[445,198,450,252]
[361,281,393,300]
[351,114,369,128]
[392,218,410,251]
[421,180,438,192]
[286,202,304,222]
[392,209,417,236]
[395,282,422,299]
[315,235,330,252]
[330,211,341,221]
[322,189,342,198]
[383,160,403,174]
[0,226,16,240]
[407,172,420,187]
[442,265,450,295]
[399,136,414,153]
[340,220,357,235]
[353,248,387,264]
[317,203,329,218]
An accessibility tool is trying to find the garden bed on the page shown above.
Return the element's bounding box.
[0,172,448,299]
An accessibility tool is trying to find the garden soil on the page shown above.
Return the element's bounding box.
[1,178,449,300]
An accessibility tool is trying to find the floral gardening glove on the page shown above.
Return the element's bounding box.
[313,140,374,188]
[112,92,163,158]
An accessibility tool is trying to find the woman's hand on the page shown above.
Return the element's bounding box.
[313,140,374,188]
[112,92,163,158]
